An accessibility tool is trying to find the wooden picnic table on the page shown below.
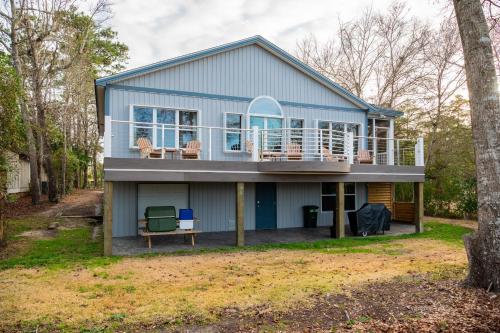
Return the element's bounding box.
[138,228,201,248]
[138,218,201,248]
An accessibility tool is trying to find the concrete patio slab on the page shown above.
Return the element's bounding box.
[112,222,416,256]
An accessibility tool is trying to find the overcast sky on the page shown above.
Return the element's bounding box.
[108,0,447,70]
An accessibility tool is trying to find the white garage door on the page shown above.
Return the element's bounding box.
[137,184,189,219]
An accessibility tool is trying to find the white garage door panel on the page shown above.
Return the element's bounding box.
[137,184,189,219]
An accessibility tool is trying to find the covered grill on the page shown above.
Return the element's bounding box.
[348,203,391,236]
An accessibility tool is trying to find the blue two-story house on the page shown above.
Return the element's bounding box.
[95,36,425,254]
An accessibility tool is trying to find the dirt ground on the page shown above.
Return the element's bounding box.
[1,191,497,332]
[5,189,102,218]
[192,276,500,333]
[0,238,472,332]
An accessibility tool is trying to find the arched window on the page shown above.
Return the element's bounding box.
[247,96,283,131]
[248,96,283,117]
[247,96,283,151]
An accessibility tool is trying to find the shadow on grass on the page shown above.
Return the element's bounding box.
[0,221,472,271]
[138,222,474,258]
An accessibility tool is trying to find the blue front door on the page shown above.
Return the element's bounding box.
[255,183,277,230]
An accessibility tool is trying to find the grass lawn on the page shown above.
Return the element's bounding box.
[0,217,475,332]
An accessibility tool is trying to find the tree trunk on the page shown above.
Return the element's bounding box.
[33,75,58,203]
[61,119,67,196]
[8,0,41,204]
[92,148,98,188]
[83,150,89,189]
[453,0,500,291]
[0,166,6,246]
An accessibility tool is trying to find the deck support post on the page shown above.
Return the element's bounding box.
[414,182,424,233]
[236,182,245,246]
[103,181,113,256]
[335,182,345,238]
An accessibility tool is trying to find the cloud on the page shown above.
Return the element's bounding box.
[107,0,443,70]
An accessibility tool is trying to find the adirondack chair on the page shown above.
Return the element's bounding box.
[245,140,254,154]
[321,147,346,162]
[356,149,373,164]
[137,137,163,159]
[286,143,303,160]
[181,140,201,159]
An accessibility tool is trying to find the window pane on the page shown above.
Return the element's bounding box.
[344,182,355,194]
[346,123,359,136]
[156,128,175,148]
[134,107,153,123]
[332,122,344,133]
[155,109,175,148]
[267,118,282,129]
[250,116,265,129]
[291,119,303,129]
[318,121,329,129]
[179,130,196,148]
[345,195,356,211]
[226,132,241,151]
[322,182,336,195]
[248,97,282,116]
[376,119,390,128]
[133,107,153,145]
[179,111,197,126]
[157,109,175,125]
[226,114,242,129]
[322,196,335,212]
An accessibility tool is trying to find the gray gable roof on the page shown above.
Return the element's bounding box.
[95,36,402,133]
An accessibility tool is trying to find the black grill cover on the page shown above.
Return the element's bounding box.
[348,203,391,236]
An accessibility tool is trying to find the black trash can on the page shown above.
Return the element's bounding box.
[303,205,319,228]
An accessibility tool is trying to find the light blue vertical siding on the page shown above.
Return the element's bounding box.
[109,87,366,159]
[107,43,368,159]
[119,45,358,108]
[276,183,320,228]
[112,182,137,237]
[111,181,368,237]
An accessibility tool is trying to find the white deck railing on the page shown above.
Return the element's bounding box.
[106,119,424,166]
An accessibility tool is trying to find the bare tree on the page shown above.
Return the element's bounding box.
[453,0,500,291]
[336,6,381,99]
[483,0,500,75]
[296,1,430,110]
[296,34,340,82]
[421,17,466,166]
[373,1,430,108]
[296,8,382,100]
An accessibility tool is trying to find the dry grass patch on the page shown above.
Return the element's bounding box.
[0,238,467,331]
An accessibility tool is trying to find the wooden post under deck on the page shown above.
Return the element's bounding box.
[103,181,113,256]
[236,182,245,246]
[335,182,345,238]
[414,182,424,233]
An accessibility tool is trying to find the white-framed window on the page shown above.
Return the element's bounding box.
[316,121,360,154]
[224,113,243,152]
[288,118,304,146]
[247,96,284,151]
[129,105,198,149]
[320,182,357,212]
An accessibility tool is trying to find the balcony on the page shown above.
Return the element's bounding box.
[105,119,424,168]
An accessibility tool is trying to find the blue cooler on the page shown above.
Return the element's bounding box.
[179,209,194,229]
